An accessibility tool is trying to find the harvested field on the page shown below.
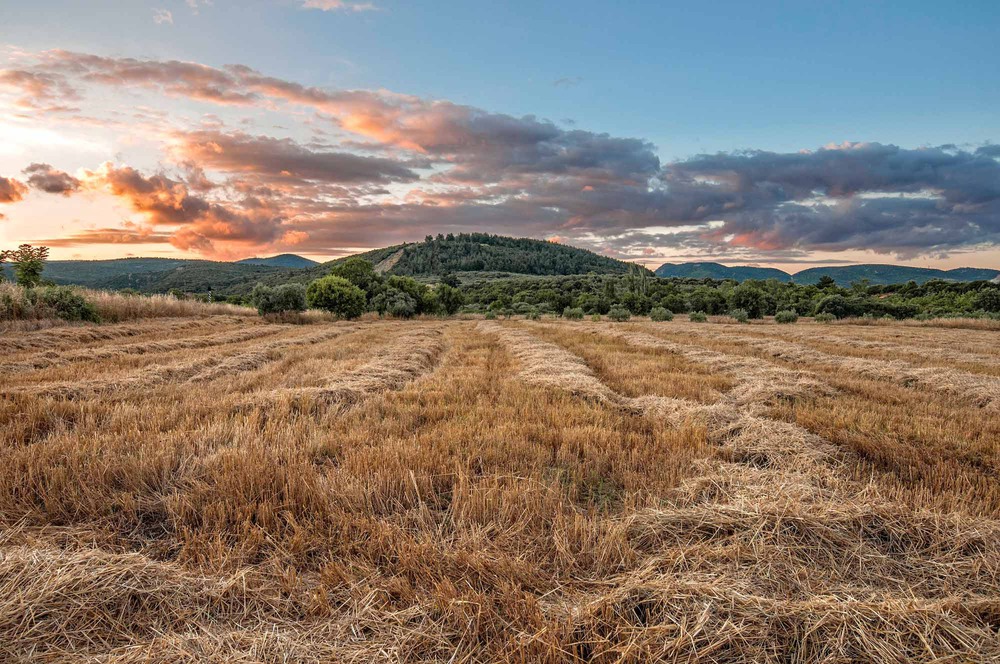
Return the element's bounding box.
[1,315,999,662]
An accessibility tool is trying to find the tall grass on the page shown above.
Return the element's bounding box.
[0,282,254,331]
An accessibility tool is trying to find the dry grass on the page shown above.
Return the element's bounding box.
[1,314,999,661]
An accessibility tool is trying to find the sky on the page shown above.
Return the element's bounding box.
[0,0,998,271]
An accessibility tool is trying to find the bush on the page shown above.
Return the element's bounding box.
[607,306,631,322]
[437,284,463,315]
[484,310,497,320]
[250,283,307,316]
[34,286,101,322]
[728,308,749,323]
[649,306,673,322]
[689,311,708,323]
[526,308,541,320]
[385,290,418,318]
[306,276,366,319]
[775,310,799,324]
[591,314,601,322]
[814,312,836,323]
[563,307,584,320]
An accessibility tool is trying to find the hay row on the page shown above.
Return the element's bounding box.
[4,325,355,400]
[0,325,286,375]
[697,328,1000,410]
[264,326,447,409]
[574,323,835,407]
[733,325,1000,368]
[0,316,251,355]
[479,321,1000,660]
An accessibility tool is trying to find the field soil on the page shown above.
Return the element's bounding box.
[1,315,999,662]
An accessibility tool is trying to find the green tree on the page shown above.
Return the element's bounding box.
[729,282,773,319]
[307,276,366,319]
[251,283,307,315]
[330,257,380,294]
[817,275,837,290]
[973,287,1000,313]
[437,284,463,315]
[2,244,49,287]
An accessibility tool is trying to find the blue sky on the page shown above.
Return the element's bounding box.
[1,1,998,268]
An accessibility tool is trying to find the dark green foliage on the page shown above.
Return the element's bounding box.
[563,307,584,320]
[729,282,774,319]
[729,308,749,323]
[775,309,799,324]
[387,233,640,277]
[484,310,497,320]
[329,257,380,294]
[649,306,674,322]
[973,288,1000,313]
[689,311,708,322]
[25,286,101,322]
[306,276,366,319]
[608,306,631,322]
[654,261,1000,286]
[437,284,463,315]
[814,312,836,323]
[251,283,307,315]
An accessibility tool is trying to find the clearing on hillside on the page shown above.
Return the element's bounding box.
[1,315,998,662]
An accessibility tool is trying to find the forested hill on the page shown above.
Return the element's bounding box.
[655,261,999,285]
[351,234,639,277]
[12,234,641,296]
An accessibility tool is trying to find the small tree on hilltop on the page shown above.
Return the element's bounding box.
[307,275,366,319]
[3,244,49,287]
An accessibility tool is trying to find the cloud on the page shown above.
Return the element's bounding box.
[553,76,582,88]
[170,129,420,184]
[22,163,81,195]
[301,1,378,12]
[0,177,28,204]
[5,49,999,262]
[153,9,174,25]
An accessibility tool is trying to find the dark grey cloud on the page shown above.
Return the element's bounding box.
[22,163,81,195]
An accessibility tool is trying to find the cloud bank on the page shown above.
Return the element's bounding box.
[0,50,997,261]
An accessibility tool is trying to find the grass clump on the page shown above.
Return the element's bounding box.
[814,312,836,323]
[563,307,584,320]
[689,311,708,322]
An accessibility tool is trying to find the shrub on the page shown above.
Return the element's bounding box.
[168,289,186,300]
[33,286,101,322]
[250,283,307,316]
[649,306,674,322]
[729,282,773,319]
[591,314,602,322]
[728,308,749,323]
[386,290,418,318]
[607,306,631,322]
[437,284,463,315]
[775,310,799,324]
[306,276,366,319]
[689,311,708,322]
[563,307,584,320]
[484,310,497,320]
[814,312,836,323]
[526,308,541,320]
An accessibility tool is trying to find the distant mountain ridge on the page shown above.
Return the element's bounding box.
[654,261,999,286]
[236,254,318,268]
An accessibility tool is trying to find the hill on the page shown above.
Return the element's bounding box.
[655,262,790,282]
[14,234,640,296]
[653,261,999,285]
[236,254,318,269]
